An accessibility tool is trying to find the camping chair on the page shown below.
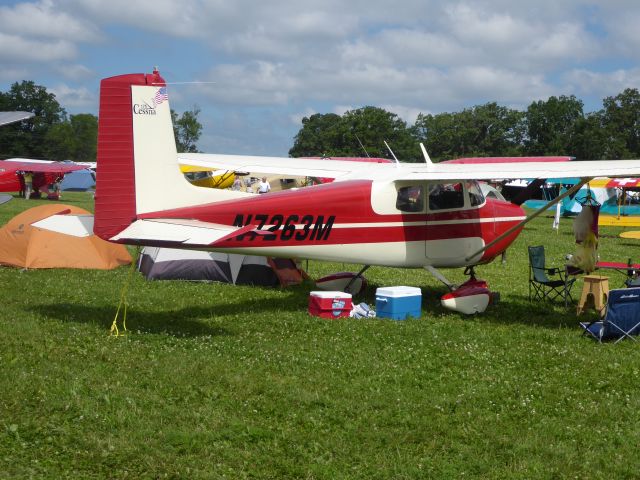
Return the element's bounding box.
[528,245,576,306]
[580,288,640,343]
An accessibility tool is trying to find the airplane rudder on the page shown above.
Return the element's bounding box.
[94,72,158,240]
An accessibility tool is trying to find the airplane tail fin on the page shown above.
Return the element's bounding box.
[94,69,239,241]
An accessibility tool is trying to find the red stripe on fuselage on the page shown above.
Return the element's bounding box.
[138,180,525,257]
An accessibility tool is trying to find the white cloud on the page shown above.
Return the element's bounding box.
[0,67,30,82]
[63,0,203,38]
[598,9,640,59]
[446,4,531,45]
[563,68,640,98]
[289,107,317,126]
[448,66,552,105]
[442,4,599,70]
[0,0,100,41]
[199,61,300,106]
[3,0,640,156]
[380,105,424,124]
[333,105,354,116]
[49,84,96,110]
[0,33,77,62]
[54,64,95,81]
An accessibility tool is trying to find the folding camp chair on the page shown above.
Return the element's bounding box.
[580,287,640,343]
[528,245,576,306]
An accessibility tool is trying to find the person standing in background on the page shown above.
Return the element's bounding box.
[23,171,33,199]
[258,177,271,194]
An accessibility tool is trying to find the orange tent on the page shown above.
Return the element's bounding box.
[0,204,131,269]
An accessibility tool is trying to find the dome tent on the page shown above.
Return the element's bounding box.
[138,246,306,287]
[0,204,131,269]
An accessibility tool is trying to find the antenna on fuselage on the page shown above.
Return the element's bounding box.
[355,134,370,158]
[420,143,433,166]
[384,140,400,167]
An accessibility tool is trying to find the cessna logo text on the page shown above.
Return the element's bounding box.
[132,102,156,115]
[232,214,335,241]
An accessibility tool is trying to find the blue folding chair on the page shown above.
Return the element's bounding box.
[580,287,640,343]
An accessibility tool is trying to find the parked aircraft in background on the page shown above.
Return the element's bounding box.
[180,164,235,189]
[0,158,87,196]
[523,177,640,226]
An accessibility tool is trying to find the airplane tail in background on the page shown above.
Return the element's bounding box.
[94,69,240,241]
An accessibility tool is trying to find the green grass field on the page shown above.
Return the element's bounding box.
[2,192,640,479]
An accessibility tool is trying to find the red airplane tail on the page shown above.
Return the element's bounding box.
[94,70,240,242]
[94,72,161,240]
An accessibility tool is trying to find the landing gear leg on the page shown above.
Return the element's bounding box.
[344,265,371,295]
[463,266,477,280]
[424,265,457,291]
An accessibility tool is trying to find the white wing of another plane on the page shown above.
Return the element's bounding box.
[0,111,34,127]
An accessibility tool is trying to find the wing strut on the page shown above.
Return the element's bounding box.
[464,178,591,262]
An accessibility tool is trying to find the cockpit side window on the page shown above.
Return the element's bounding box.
[427,181,486,210]
[396,185,424,212]
[428,182,465,210]
[466,180,485,207]
[184,171,211,181]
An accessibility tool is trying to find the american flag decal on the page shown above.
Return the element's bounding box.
[154,87,168,106]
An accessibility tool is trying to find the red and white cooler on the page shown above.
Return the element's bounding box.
[308,291,352,319]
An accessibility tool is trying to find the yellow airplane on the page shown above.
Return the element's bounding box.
[180,165,235,189]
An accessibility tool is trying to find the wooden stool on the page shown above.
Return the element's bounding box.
[576,275,609,317]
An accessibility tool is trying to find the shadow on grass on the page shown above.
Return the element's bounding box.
[26,293,310,337]
[361,282,581,329]
[27,302,230,337]
[477,293,582,329]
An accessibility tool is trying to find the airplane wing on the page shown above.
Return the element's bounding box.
[178,153,384,180]
[442,156,572,164]
[0,159,87,174]
[180,153,640,183]
[397,159,640,182]
[0,111,34,127]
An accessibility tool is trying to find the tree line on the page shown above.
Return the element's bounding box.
[289,89,640,162]
[0,81,202,162]
[2,79,639,163]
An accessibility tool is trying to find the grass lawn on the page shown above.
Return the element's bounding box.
[1,192,640,479]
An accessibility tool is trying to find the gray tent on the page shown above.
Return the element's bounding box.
[138,247,305,286]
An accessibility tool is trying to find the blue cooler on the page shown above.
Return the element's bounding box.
[376,286,422,320]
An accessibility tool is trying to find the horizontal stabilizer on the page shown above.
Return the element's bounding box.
[32,214,95,237]
[110,218,254,246]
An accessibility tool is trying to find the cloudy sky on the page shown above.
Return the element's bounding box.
[2,0,640,157]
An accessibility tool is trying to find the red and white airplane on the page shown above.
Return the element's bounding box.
[0,112,87,193]
[0,158,87,194]
[36,69,640,311]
